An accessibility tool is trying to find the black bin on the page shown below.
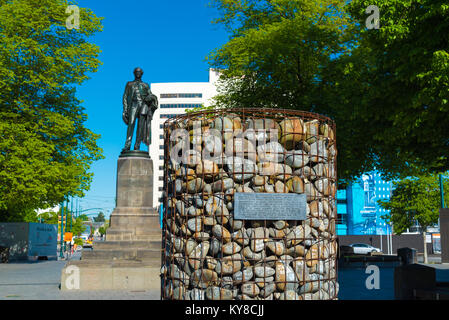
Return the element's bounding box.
[397,247,417,265]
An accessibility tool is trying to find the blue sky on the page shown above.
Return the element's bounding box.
[74,0,229,217]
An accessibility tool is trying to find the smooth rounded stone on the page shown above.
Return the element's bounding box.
[285,150,309,168]
[196,160,219,179]
[257,141,286,163]
[206,286,233,300]
[294,166,313,179]
[225,157,257,182]
[174,253,192,275]
[189,241,210,269]
[209,238,222,256]
[273,220,288,230]
[221,276,234,289]
[304,181,319,201]
[190,288,206,300]
[174,179,184,193]
[305,244,319,267]
[286,244,305,257]
[242,246,264,260]
[305,119,320,144]
[193,232,210,241]
[205,196,224,215]
[235,185,255,193]
[216,214,229,225]
[264,183,275,193]
[268,227,287,239]
[190,269,219,289]
[186,178,204,194]
[275,261,298,291]
[314,260,330,276]
[254,266,276,278]
[241,282,260,297]
[180,223,192,236]
[225,137,257,159]
[273,292,281,300]
[309,200,324,218]
[238,294,256,300]
[311,163,329,179]
[233,267,254,282]
[309,217,321,229]
[279,290,300,300]
[279,118,305,149]
[260,283,276,297]
[314,178,331,195]
[228,217,243,230]
[212,225,231,243]
[320,245,330,259]
[172,285,187,300]
[266,240,285,256]
[309,140,328,162]
[299,281,321,294]
[172,236,185,253]
[212,178,235,192]
[258,255,279,268]
[245,118,280,132]
[277,254,294,266]
[319,123,333,139]
[206,257,218,270]
[216,255,242,275]
[175,166,196,177]
[203,216,215,226]
[252,175,267,186]
[233,229,250,246]
[310,226,319,239]
[187,217,203,233]
[222,242,242,255]
[286,225,312,246]
[169,264,190,287]
[274,180,288,193]
[203,183,213,195]
[321,199,330,216]
[184,150,202,167]
[292,259,310,285]
[285,176,304,193]
[258,162,292,179]
[175,201,186,215]
[250,227,269,252]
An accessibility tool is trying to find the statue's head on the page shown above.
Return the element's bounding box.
[133,67,144,79]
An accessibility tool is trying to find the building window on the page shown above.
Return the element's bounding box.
[159,155,164,160]
[159,145,164,150]
[159,166,164,170]
[160,93,202,99]
[160,114,178,119]
[159,176,164,181]
[337,214,348,225]
[158,187,163,191]
[160,135,164,139]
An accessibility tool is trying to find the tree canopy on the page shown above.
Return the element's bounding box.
[0,0,104,221]
[207,0,449,183]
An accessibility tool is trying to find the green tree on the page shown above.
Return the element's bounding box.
[207,0,449,183]
[378,174,449,263]
[94,212,105,223]
[77,214,89,221]
[0,0,104,222]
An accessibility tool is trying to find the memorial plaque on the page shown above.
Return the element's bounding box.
[234,193,307,220]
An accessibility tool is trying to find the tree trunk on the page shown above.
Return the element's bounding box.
[423,230,428,264]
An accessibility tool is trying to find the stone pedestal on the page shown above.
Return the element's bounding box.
[61,152,162,292]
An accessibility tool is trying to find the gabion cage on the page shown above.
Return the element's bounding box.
[160,108,338,300]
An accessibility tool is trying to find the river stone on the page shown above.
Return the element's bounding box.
[275,180,288,193]
[242,246,266,260]
[280,290,300,300]
[216,255,242,275]
[286,244,305,257]
[257,141,285,163]
[175,201,186,215]
[233,267,254,282]
[252,175,267,186]
[212,225,231,243]
[279,118,305,149]
[205,196,223,215]
[267,241,285,256]
[299,281,320,294]
[254,266,276,278]
[286,225,311,246]
[196,160,219,179]
[309,200,323,218]
[184,149,202,167]
[285,176,304,193]
[225,137,256,159]
[172,285,187,300]
[206,286,233,300]
[225,156,257,182]
[174,179,184,193]
[187,217,203,233]
[228,217,243,230]
[273,220,287,230]
[305,244,319,267]
[294,166,313,179]
[203,216,215,226]
[269,227,287,239]
[285,150,309,168]
[309,140,328,163]
[222,242,242,255]
[193,232,210,241]
[314,178,330,195]
[275,261,298,291]
[304,181,319,201]
[233,229,250,246]
[255,277,274,288]
[186,178,204,194]
[189,288,206,300]
[172,236,185,253]
[260,283,276,297]
[292,259,310,285]
[190,269,218,289]
[264,183,275,193]
[250,227,269,252]
[258,162,292,179]
[169,264,190,288]
[241,282,260,297]
[209,238,221,256]
[212,178,235,192]
[206,257,218,270]
[188,241,210,269]
[305,119,320,144]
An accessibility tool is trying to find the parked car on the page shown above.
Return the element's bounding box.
[348,243,381,255]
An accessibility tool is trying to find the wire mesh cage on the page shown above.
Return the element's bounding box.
[160,108,338,300]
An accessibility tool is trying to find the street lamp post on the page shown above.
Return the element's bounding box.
[59,199,65,259]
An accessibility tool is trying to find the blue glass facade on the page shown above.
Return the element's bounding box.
[336,171,393,235]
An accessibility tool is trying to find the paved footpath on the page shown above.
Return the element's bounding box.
[0,251,160,300]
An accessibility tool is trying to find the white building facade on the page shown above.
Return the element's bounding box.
[149,69,220,207]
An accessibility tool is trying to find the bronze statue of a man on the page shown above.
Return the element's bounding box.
[122,67,158,152]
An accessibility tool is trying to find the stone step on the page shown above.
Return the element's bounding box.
[81,249,161,262]
[93,240,161,250]
[105,229,161,241]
